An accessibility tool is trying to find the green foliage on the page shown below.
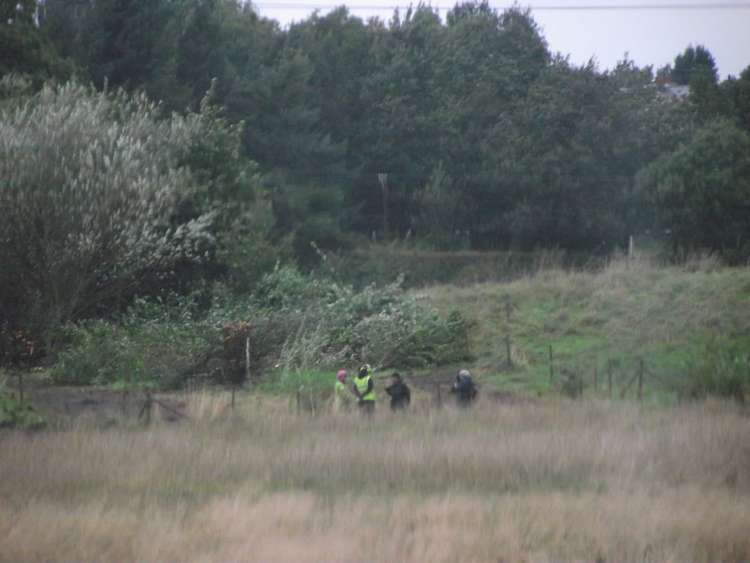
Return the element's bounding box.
[672,45,718,86]
[50,308,219,390]
[0,0,69,83]
[0,393,45,429]
[46,265,471,390]
[641,118,750,261]
[0,79,271,361]
[680,341,750,403]
[31,0,750,262]
[325,246,570,288]
[254,266,473,371]
[0,369,45,428]
[0,81,214,354]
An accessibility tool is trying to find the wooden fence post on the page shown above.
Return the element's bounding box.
[17,371,24,407]
[549,345,554,382]
[607,359,613,399]
[504,294,512,369]
[638,357,644,402]
[593,364,598,392]
[245,336,251,384]
[138,391,153,424]
[435,382,443,408]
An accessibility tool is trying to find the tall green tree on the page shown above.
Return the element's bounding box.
[437,4,549,248]
[672,45,718,85]
[640,118,750,260]
[721,65,750,132]
[358,5,445,237]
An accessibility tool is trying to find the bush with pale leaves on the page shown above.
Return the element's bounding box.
[0,80,214,348]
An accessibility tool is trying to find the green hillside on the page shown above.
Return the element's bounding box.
[422,257,750,401]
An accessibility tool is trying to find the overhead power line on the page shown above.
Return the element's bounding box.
[254,2,750,11]
[253,2,750,12]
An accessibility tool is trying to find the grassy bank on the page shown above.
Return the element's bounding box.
[420,256,750,400]
[1,397,749,561]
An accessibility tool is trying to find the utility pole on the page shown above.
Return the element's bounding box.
[377,173,389,239]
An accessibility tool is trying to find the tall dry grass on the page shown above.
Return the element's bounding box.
[1,397,749,561]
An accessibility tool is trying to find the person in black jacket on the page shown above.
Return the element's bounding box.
[385,372,411,411]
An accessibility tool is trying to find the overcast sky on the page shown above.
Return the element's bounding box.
[253,0,750,78]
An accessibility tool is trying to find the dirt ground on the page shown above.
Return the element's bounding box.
[6,370,524,427]
[8,385,188,426]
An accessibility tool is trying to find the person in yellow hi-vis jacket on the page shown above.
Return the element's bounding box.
[333,369,354,413]
[352,364,375,415]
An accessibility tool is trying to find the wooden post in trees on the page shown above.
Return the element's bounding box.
[627,235,635,270]
[504,294,512,369]
[139,391,153,424]
[638,357,644,402]
[548,345,554,383]
[245,336,251,384]
[378,173,389,239]
[233,335,250,411]
[296,386,302,415]
[17,371,24,407]
[607,359,613,399]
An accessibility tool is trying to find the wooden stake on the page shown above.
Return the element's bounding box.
[548,345,554,382]
[638,357,644,402]
[245,336,251,383]
[505,295,513,369]
[17,371,24,407]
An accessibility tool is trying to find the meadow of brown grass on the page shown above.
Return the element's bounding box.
[2,395,749,562]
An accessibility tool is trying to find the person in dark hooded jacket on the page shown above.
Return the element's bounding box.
[385,372,411,411]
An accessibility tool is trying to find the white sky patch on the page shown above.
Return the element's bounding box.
[253,0,750,77]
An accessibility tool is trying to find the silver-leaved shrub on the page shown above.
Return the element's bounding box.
[0,80,214,347]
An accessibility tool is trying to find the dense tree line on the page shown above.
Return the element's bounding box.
[2,0,750,366]
[3,1,750,262]
[4,0,744,260]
